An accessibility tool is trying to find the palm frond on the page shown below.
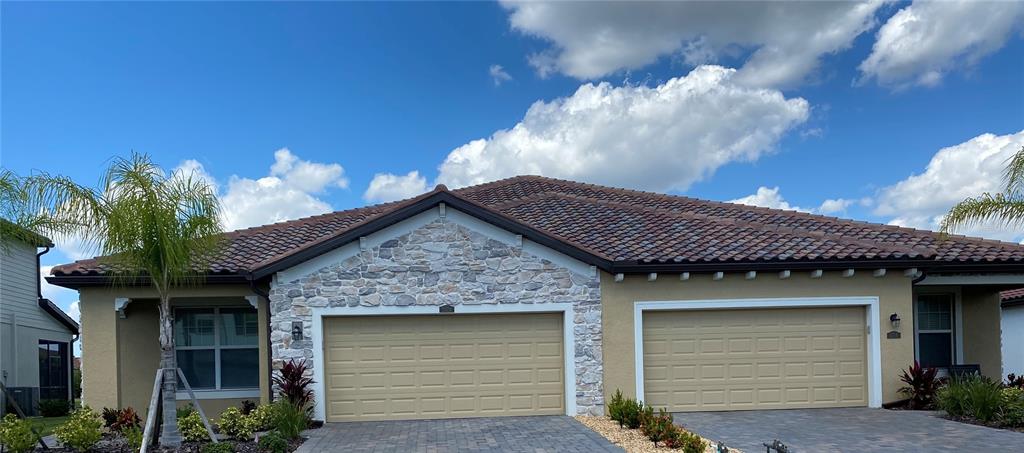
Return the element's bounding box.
[940,192,1024,233]
[1004,146,1024,195]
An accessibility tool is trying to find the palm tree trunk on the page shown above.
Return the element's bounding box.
[158,293,182,447]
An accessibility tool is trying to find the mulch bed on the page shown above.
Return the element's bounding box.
[943,414,1024,433]
[39,433,306,452]
[574,416,738,453]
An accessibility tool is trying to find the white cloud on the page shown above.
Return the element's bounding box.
[174,149,348,231]
[489,64,513,86]
[40,265,78,301]
[874,130,1024,241]
[363,171,429,203]
[502,0,883,88]
[859,1,1024,88]
[817,198,855,215]
[730,186,810,213]
[436,65,809,192]
[68,301,80,323]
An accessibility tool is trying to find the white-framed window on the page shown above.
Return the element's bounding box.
[174,307,259,391]
[915,293,956,369]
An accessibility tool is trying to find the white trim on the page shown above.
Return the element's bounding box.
[114,297,131,319]
[632,296,882,408]
[244,295,260,310]
[810,269,823,278]
[175,389,259,400]
[778,270,790,279]
[873,269,887,278]
[916,274,1024,285]
[679,272,690,281]
[309,302,578,421]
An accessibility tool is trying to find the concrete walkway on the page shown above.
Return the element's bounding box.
[296,415,624,453]
[673,407,1024,452]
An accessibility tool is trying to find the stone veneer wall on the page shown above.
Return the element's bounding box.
[268,219,605,415]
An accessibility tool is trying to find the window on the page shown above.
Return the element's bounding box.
[38,341,69,401]
[174,307,259,390]
[916,294,955,369]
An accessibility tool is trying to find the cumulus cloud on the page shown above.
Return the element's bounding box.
[175,149,348,231]
[730,187,810,212]
[817,198,856,215]
[859,1,1024,88]
[489,64,513,86]
[363,171,429,203]
[874,130,1024,241]
[40,265,78,301]
[502,0,883,88]
[68,301,80,323]
[434,65,809,192]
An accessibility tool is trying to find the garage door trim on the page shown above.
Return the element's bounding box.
[310,302,577,421]
[633,296,881,408]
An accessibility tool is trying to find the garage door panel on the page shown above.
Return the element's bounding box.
[643,306,868,411]
[324,313,564,421]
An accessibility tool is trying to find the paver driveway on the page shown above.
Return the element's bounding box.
[673,407,1024,452]
[295,415,624,453]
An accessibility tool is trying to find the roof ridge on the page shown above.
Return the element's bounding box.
[537,190,935,260]
[509,175,1024,250]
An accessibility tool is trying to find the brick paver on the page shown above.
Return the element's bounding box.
[673,407,1024,452]
[295,415,624,453]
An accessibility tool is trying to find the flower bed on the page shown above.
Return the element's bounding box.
[575,416,734,453]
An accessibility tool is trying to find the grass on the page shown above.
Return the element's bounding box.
[26,415,69,437]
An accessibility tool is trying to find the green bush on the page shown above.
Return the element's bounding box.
[179,410,210,442]
[1000,387,1024,427]
[639,407,674,446]
[178,403,196,419]
[201,441,235,453]
[250,403,276,432]
[271,401,308,440]
[123,425,143,451]
[0,413,40,453]
[218,407,257,440]
[258,431,289,453]
[39,399,71,417]
[664,429,707,453]
[937,375,1004,423]
[53,407,103,452]
[607,389,625,426]
[613,396,645,430]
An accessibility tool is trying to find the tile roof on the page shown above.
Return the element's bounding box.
[1002,288,1024,302]
[50,175,1024,278]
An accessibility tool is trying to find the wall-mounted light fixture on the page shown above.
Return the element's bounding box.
[889,313,901,329]
[291,321,304,341]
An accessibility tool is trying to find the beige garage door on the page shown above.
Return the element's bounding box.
[323,313,564,421]
[642,306,868,411]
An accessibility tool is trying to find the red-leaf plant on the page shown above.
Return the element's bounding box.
[899,361,941,410]
[273,359,315,409]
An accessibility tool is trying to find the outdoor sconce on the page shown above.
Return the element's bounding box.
[291,321,304,341]
[890,312,901,329]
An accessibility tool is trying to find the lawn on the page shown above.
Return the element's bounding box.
[26,415,68,437]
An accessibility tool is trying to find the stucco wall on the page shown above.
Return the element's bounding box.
[600,271,914,406]
[77,286,269,418]
[961,286,1002,379]
[268,218,606,415]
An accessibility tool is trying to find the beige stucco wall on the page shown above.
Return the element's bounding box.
[961,286,1003,380]
[600,271,915,406]
[77,285,269,419]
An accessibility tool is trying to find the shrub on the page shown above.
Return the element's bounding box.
[102,407,119,428]
[273,360,314,409]
[39,399,71,417]
[54,407,103,452]
[898,361,941,409]
[271,401,308,440]
[250,404,276,432]
[639,407,674,446]
[258,431,289,453]
[663,427,707,453]
[1006,373,1024,389]
[100,407,141,432]
[607,389,625,426]
[614,397,645,429]
[219,407,257,440]
[72,368,82,399]
[0,413,40,453]
[201,441,235,453]
[123,425,143,451]
[179,410,210,443]
[240,400,258,416]
[1000,387,1024,427]
[178,403,196,419]
[938,375,1004,423]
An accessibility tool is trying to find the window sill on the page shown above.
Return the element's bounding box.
[176,389,260,400]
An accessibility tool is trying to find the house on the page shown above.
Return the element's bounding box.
[1,227,79,416]
[47,176,1024,420]
[1001,288,1024,377]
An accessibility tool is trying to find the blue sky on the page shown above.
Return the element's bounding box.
[2,1,1023,329]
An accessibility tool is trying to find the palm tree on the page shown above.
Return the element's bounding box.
[4,154,223,447]
[942,146,1024,235]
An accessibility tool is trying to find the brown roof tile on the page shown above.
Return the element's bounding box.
[51,175,1024,277]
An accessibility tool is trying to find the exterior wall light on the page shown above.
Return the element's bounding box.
[890,312,901,329]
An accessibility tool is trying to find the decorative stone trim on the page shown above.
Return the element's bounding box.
[269,219,604,415]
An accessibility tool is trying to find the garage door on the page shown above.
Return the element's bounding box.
[323,313,564,421]
[642,306,867,411]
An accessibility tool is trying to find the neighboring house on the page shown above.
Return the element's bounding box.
[47,176,1024,420]
[1001,288,1024,378]
[1,228,79,416]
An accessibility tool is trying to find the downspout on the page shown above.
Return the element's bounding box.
[912,269,928,285]
[246,274,274,403]
[36,246,50,299]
